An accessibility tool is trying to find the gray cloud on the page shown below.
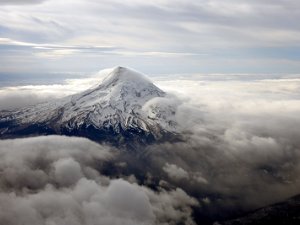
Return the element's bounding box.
[0,135,198,225]
[163,163,189,180]
[141,75,300,214]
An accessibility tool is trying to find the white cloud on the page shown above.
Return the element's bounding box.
[0,72,105,110]
[163,163,189,180]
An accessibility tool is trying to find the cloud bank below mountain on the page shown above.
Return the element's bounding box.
[0,71,300,223]
[0,136,198,225]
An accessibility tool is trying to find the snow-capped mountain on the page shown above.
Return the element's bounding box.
[0,67,178,147]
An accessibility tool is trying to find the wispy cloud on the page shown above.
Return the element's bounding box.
[0,37,204,61]
[0,0,300,73]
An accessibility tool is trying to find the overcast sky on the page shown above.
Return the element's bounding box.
[0,0,300,76]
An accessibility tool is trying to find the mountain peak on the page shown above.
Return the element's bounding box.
[101,66,153,88]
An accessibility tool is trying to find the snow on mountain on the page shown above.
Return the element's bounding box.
[0,66,178,146]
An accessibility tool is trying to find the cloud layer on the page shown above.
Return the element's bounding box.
[0,136,198,225]
[0,0,300,74]
[1,72,300,222]
[147,76,300,221]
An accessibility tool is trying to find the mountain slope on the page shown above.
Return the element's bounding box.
[222,194,300,225]
[0,67,178,147]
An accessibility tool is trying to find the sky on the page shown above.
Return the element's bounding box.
[0,0,300,78]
